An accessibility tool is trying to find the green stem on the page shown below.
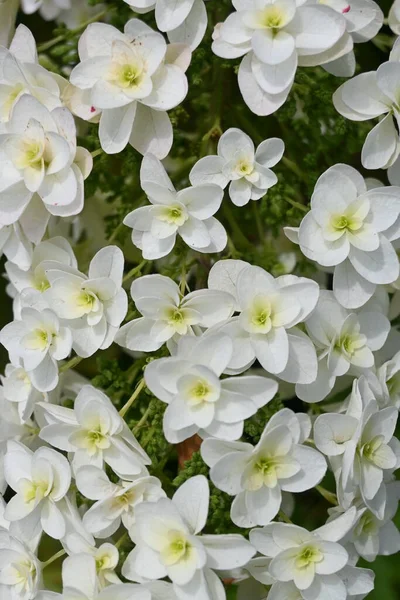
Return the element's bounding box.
[119,378,145,418]
[91,148,103,158]
[108,221,125,244]
[133,404,153,435]
[115,532,129,549]
[60,356,83,373]
[41,549,66,569]
[123,260,149,283]
[316,485,338,506]
[279,510,293,524]
[37,9,109,53]
[285,196,308,213]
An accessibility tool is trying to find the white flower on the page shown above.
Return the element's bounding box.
[389,0,400,34]
[1,363,43,421]
[144,333,278,443]
[189,129,284,207]
[0,95,92,233]
[0,24,65,121]
[122,475,255,599]
[286,164,400,309]
[69,19,189,157]
[49,553,156,600]
[115,273,235,352]
[212,0,346,116]
[21,0,70,20]
[38,384,151,477]
[0,307,73,392]
[303,0,383,78]
[333,51,400,170]
[44,246,128,358]
[0,529,41,600]
[296,290,390,403]
[62,535,121,588]
[207,259,319,383]
[75,465,165,538]
[201,408,326,527]
[123,0,208,50]
[0,223,32,272]
[314,377,400,519]
[4,440,71,539]
[249,510,358,598]
[6,236,77,317]
[124,154,227,260]
[374,350,400,409]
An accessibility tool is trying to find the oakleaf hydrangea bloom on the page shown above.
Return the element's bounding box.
[0,528,41,600]
[333,49,400,169]
[212,0,346,115]
[44,246,128,357]
[389,0,400,34]
[189,129,284,206]
[38,384,151,476]
[0,24,65,121]
[296,290,390,403]
[5,236,77,319]
[69,19,189,157]
[144,333,278,442]
[124,154,227,259]
[1,363,42,421]
[122,475,255,599]
[75,465,165,538]
[0,307,73,392]
[285,164,400,309]
[3,441,71,539]
[314,377,400,519]
[0,95,92,235]
[372,350,400,409]
[123,0,208,50]
[0,222,33,272]
[201,408,326,527]
[249,510,358,599]
[208,260,319,383]
[115,273,235,352]
[303,0,383,77]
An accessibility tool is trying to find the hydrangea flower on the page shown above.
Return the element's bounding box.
[44,246,128,357]
[296,290,390,403]
[122,476,255,599]
[333,44,400,170]
[0,529,41,600]
[124,154,227,259]
[285,164,400,309]
[123,0,208,50]
[0,307,73,392]
[207,260,319,383]
[314,377,400,519]
[389,0,400,34]
[144,333,278,442]
[3,441,71,539]
[75,465,165,538]
[0,95,92,238]
[189,129,284,206]
[21,0,71,21]
[69,20,189,157]
[115,273,235,352]
[201,408,326,527]
[38,384,151,477]
[212,0,347,115]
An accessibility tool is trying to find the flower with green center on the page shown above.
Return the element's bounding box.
[111,62,143,89]
[76,289,98,314]
[158,204,188,227]
[244,456,281,490]
[336,332,366,358]
[161,530,192,566]
[22,328,49,351]
[262,6,287,29]
[295,544,324,569]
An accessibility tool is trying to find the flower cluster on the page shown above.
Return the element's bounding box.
[0,2,399,600]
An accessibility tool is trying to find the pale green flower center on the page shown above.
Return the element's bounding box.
[159,205,188,226]
[161,531,192,566]
[361,435,384,462]
[295,545,323,569]
[331,213,363,233]
[262,6,286,29]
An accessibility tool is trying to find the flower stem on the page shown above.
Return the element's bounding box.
[222,204,252,250]
[119,378,146,418]
[133,403,153,436]
[285,196,308,213]
[41,549,66,569]
[278,510,293,524]
[123,260,149,284]
[60,355,83,373]
[37,9,109,53]
[316,485,338,506]
[91,148,103,158]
